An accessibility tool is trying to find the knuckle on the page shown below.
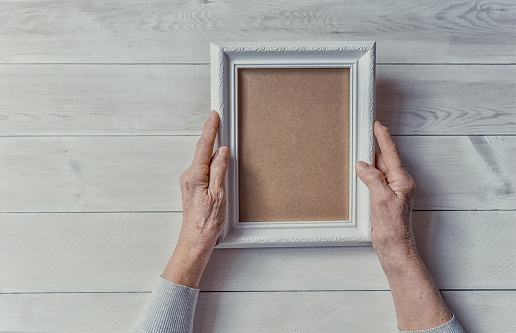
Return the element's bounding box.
[181,176,192,190]
[179,171,187,185]
[407,177,416,191]
[209,187,226,204]
[400,172,416,191]
[215,189,225,202]
[179,169,198,190]
[399,188,412,200]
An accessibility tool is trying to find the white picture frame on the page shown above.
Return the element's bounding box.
[210,41,375,248]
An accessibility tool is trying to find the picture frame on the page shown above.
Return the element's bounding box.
[210,41,375,248]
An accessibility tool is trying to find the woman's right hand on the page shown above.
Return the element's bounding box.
[356,121,453,331]
[355,120,418,264]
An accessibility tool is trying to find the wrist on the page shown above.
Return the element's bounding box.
[162,241,214,288]
[373,229,419,267]
[376,245,421,274]
[376,247,453,330]
[178,220,221,252]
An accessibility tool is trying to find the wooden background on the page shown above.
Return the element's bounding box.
[0,1,515,331]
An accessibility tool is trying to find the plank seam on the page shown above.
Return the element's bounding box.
[2,289,515,295]
[0,211,183,214]
[391,134,516,137]
[1,209,515,214]
[0,63,514,66]
[0,135,201,138]
[0,134,514,138]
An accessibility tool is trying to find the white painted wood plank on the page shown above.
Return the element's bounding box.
[1,212,514,292]
[195,291,399,333]
[0,213,182,293]
[412,212,516,290]
[0,291,513,332]
[0,136,513,212]
[0,65,210,135]
[0,1,514,64]
[0,292,149,332]
[0,65,514,136]
[377,65,516,135]
[0,137,195,212]
[442,291,516,333]
[394,136,515,210]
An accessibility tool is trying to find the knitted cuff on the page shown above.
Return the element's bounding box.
[132,276,200,333]
[399,314,465,333]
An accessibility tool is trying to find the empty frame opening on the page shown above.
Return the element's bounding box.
[237,67,350,222]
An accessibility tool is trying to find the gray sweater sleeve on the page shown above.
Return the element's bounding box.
[399,315,465,333]
[133,276,465,333]
[132,276,199,333]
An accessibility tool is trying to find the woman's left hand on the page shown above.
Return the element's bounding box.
[162,110,229,288]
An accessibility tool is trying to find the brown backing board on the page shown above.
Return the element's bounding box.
[237,67,350,222]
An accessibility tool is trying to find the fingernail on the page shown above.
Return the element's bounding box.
[375,120,382,126]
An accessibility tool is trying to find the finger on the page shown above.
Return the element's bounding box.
[374,121,403,171]
[209,146,230,190]
[375,152,388,174]
[356,161,392,199]
[192,110,219,167]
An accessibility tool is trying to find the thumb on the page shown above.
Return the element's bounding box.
[355,161,391,199]
[209,146,230,190]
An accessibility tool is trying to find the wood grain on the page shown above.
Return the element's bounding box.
[377,65,516,135]
[0,137,194,212]
[0,65,513,136]
[0,65,210,135]
[0,291,513,332]
[0,213,182,293]
[0,1,514,64]
[395,136,515,210]
[0,0,513,331]
[1,212,514,292]
[0,136,513,212]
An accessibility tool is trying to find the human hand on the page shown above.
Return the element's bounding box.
[355,121,417,264]
[356,121,454,330]
[177,110,230,251]
[162,110,229,288]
